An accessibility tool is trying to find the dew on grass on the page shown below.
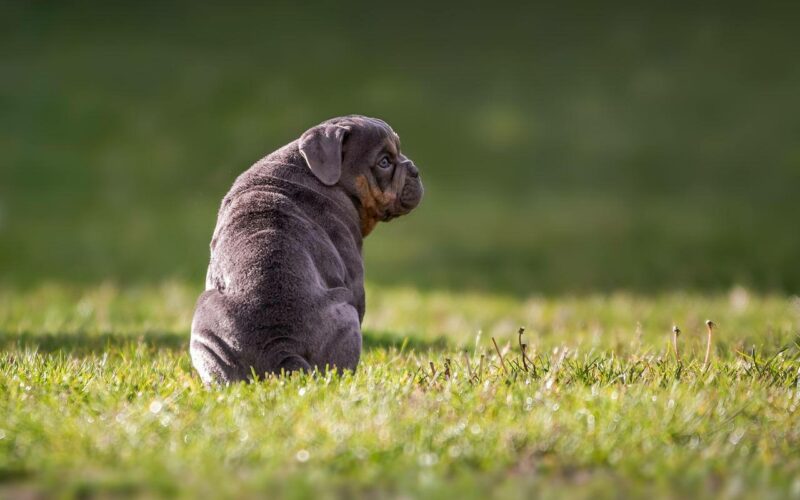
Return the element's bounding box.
[149,400,163,414]
[728,428,745,446]
[418,452,438,467]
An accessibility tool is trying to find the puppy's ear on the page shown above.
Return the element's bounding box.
[299,124,349,186]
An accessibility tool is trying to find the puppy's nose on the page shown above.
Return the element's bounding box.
[404,161,419,178]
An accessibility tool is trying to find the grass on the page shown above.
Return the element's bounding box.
[2,283,800,498]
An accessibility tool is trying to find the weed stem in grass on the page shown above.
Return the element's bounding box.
[672,325,681,362]
[518,327,531,372]
[704,320,716,367]
[463,352,474,382]
[492,337,508,375]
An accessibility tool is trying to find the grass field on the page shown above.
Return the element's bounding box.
[2,283,799,498]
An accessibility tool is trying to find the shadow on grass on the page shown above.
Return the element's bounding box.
[362,330,450,352]
[0,330,187,356]
[0,330,450,356]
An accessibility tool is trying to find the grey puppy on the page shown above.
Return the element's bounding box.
[190,115,423,383]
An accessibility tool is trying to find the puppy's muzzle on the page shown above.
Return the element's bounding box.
[398,161,423,212]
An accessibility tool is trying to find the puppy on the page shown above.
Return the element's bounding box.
[190,116,423,383]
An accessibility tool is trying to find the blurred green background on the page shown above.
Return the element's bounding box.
[1,2,798,294]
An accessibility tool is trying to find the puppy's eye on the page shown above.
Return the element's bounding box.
[378,157,392,169]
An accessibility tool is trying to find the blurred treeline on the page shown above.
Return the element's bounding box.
[1,1,798,294]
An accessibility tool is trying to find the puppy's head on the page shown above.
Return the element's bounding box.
[299,115,423,236]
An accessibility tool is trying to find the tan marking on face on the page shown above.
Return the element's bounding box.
[355,174,401,237]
